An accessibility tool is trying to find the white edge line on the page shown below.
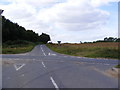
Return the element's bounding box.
[50,77,59,90]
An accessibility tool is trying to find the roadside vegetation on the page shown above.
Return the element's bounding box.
[115,64,120,68]
[2,16,51,54]
[2,16,50,44]
[47,42,119,59]
[2,40,40,54]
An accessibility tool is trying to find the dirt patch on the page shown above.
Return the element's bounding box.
[2,61,14,65]
[93,67,120,78]
[105,68,120,78]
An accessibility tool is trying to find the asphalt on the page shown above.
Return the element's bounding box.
[2,44,119,89]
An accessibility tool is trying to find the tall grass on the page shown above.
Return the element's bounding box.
[2,40,39,54]
[47,42,119,59]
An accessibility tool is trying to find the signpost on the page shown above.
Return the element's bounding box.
[57,41,61,46]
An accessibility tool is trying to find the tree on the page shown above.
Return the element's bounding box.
[104,37,117,42]
[39,33,51,44]
[2,16,51,43]
[116,38,120,42]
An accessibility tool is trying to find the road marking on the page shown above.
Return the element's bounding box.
[104,64,110,65]
[21,74,25,77]
[48,53,51,55]
[50,77,59,90]
[52,54,56,56]
[41,46,46,56]
[43,52,46,56]
[14,64,25,71]
[42,61,46,68]
[77,57,82,58]
[48,53,56,56]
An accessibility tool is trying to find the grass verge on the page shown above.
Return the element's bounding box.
[2,40,40,54]
[115,64,120,68]
[47,42,119,59]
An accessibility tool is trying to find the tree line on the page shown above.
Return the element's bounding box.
[82,37,120,44]
[2,16,50,44]
[94,37,120,43]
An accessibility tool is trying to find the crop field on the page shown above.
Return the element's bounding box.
[47,42,119,59]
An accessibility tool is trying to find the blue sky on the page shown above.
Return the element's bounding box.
[0,0,118,43]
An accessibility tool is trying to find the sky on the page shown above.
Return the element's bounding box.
[0,0,119,43]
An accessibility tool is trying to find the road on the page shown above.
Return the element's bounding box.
[2,45,119,89]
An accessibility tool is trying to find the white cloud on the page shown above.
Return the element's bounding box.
[38,0,110,31]
[91,0,119,7]
[0,0,118,42]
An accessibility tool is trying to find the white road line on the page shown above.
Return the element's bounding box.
[14,64,25,71]
[104,64,110,65]
[77,57,82,58]
[41,46,46,56]
[43,52,46,56]
[48,53,51,55]
[48,53,56,56]
[42,61,46,68]
[21,74,25,77]
[52,54,56,56]
[50,77,59,90]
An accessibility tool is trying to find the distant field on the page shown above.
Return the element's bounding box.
[47,42,119,59]
[2,40,39,54]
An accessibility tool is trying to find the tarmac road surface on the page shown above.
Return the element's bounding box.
[2,45,119,89]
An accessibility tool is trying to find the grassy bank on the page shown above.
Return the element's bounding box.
[115,64,120,68]
[47,42,119,59]
[2,40,39,54]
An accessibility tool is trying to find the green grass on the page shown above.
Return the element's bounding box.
[115,64,120,68]
[2,40,40,54]
[47,42,119,59]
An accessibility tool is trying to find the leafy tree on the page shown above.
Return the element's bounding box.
[2,16,51,44]
[39,33,51,44]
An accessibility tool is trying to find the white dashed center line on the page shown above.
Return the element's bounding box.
[41,46,46,56]
[42,61,46,68]
[50,77,59,90]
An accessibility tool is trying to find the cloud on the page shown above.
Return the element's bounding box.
[38,0,110,31]
[0,0,118,42]
[91,0,119,7]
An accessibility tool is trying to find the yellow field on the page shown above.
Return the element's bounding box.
[47,42,119,59]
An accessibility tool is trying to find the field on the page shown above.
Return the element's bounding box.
[2,40,39,54]
[47,42,119,59]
